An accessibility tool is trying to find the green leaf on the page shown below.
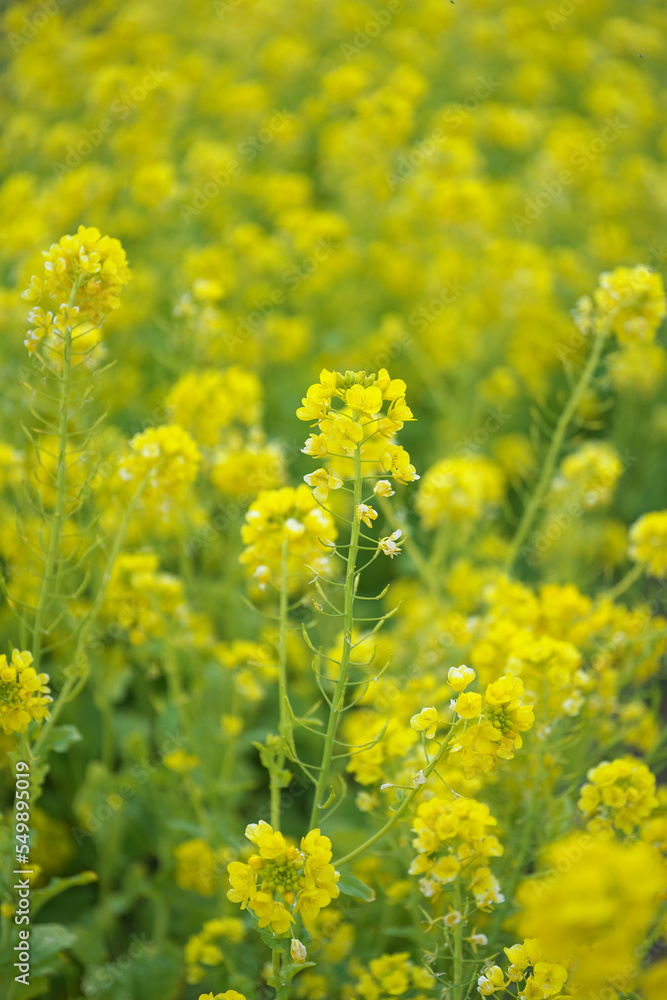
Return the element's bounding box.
[337,871,375,902]
[31,870,98,918]
[272,961,316,998]
[249,911,287,952]
[30,922,77,978]
[42,724,83,754]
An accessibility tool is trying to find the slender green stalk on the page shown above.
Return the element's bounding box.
[598,561,643,604]
[453,876,463,1000]
[309,445,362,828]
[334,736,449,866]
[504,320,610,574]
[278,538,295,757]
[273,950,281,980]
[31,475,148,759]
[31,285,80,669]
[270,771,281,830]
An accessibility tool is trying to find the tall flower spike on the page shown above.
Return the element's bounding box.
[22,226,131,332]
[297,367,419,483]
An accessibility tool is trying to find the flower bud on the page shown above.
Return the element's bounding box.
[290,938,307,963]
[448,664,476,691]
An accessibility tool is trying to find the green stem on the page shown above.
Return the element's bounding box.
[270,765,281,831]
[278,539,295,757]
[453,876,463,1000]
[504,320,609,574]
[333,736,449,866]
[31,474,148,759]
[31,285,80,669]
[272,949,283,996]
[309,445,362,828]
[597,561,643,604]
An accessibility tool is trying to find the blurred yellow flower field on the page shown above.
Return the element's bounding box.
[1,2,667,999]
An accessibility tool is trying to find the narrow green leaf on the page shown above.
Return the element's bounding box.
[338,871,376,902]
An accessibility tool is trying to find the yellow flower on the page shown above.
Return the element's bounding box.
[378,529,403,558]
[416,455,504,527]
[121,424,201,494]
[297,369,418,479]
[577,756,657,835]
[373,479,395,497]
[345,383,383,417]
[594,264,666,343]
[379,444,419,484]
[303,468,343,502]
[198,993,246,1000]
[448,665,476,691]
[356,504,378,528]
[455,692,482,719]
[516,835,666,996]
[22,226,131,327]
[410,706,439,738]
[629,510,667,577]
[0,649,51,735]
[531,962,568,997]
[477,965,505,995]
[227,822,339,936]
[240,485,337,592]
[174,839,230,897]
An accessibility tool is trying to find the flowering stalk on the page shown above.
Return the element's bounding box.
[31,473,148,760]
[453,876,463,1000]
[30,280,80,671]
[333,736,449,866]
[278,538,296,759]
[309,444,362,828]
[504,314,613,573]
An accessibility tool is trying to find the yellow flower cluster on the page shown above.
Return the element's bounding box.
[416,456,505,528]
[550,440,624,511]
[166,367,263,447]
[516,834,666,996]
[214,639,278,703]
[448,672,535,776]
[577,756,658,837]
[594,264,666,343]
[410,793,504,909]
[102,551,189,646]
[349,952,435,1000]
[629,510,667,577]
[119,424,201,496]
[240,485,336,592]
[0,649,51,735]
[21,226,131,346]
[174,838,231,897]
[297,368,418,483]
[199,993,245,1000]
[478,939,568,998]
[184,917,245,984]
[227,821,339,935]
[210,436,285,499]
